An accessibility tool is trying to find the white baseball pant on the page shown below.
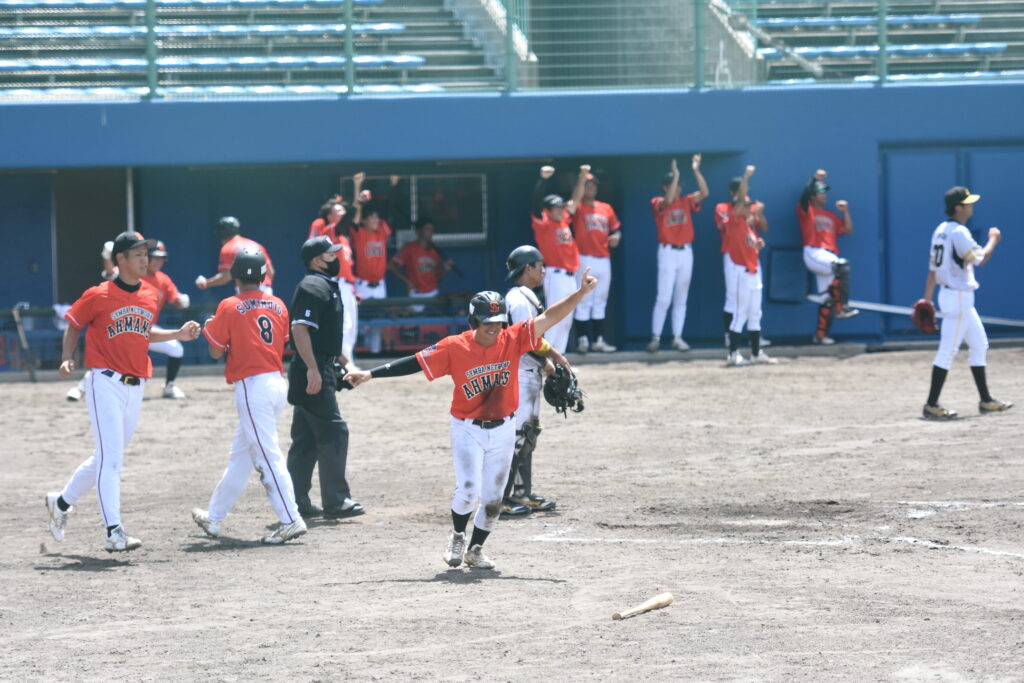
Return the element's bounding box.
[449,415,515,532]
[803,246,839,293]
[205,372,300,525]
[651,243,693,338]
[516,365,543,429]
[722,253,737,315]
[409,287,439,314]
[339,280,358,365]
[726,259,763,333]
[356,278,386,354]
[148,327,184,359]
[574,255,611,322]
[60,369,145,529]
[933,287,988,370]
[542,267,577,354]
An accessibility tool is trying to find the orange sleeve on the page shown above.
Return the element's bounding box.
[217,242,233,272]
[416,337,452,381]
[65,286,99,330]
[202,300,233,350]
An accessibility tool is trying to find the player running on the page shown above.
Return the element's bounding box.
[347,269,598,570]
[192,248,306,543]
[921,186,1012,420]
[195,216,275,294]
[46,231,200,552]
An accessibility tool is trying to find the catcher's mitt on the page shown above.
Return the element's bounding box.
[912,298,937,334]
[543,365,583,417]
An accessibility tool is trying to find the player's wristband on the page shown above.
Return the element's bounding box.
[536,338,551,355]
[369,355,420,379]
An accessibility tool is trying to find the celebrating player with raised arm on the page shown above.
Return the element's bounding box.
[347,269,598,570]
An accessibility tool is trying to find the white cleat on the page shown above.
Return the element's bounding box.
[760,337,772,347]
[191,508,221,537]
[645,336,660,353]
[66,380,85,402]
[726,350,748,367]
[812,335,836,345]
[836,308,860,319]
[671,337,690,351]
[104,525,142,552]
[576,336,589,354]
[45,492,71,542]
[162,383,186,399]
[444,530,466,567]
[591,337,617,352]
[464,543,495,569]
[260,518,307,545]
[752,351,778,365]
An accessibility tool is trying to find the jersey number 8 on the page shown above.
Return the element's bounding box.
[257,315,274,344]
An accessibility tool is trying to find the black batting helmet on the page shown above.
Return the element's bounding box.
[230,247,266,283]
[467,291,508,329]
[217,216,241,239]
[506,245,543,281]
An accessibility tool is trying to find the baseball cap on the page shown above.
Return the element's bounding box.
[542,194,564,210]
[812,180,831,194]
[728,177,742,193]
[301,235,342,263]
[149,240,168,258]
[944,186,981,213]
[111,231,156,258]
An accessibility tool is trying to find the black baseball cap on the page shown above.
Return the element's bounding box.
[944,186,980,213]
[149,240,168,258]
[300,235,342,264]
[728,177,742,193]
[111,231,156,258]
[542,194,564,209]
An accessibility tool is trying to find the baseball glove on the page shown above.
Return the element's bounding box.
[912,298,938,334]
[543,365,584,417]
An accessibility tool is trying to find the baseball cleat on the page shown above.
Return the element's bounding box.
[922,403,958,420]
[760,337,772,347]
[104,526,142,552]
[836,308,860,319]
[464,544,495,569]
[191,508,221,537]
[726,351,748,367]
[979,399,1013,414]
[260,518,307,545]
[323,499,364,519]
[591,337,617,352]
[511,494,556,512]
[162,383,186,399]
[751,351,778,365]
[576,336,590,354]
[812,335,836,345]
[671,337,690,352]
[500,499,531,517]
[645,336,660,353]
[45,492,71,542]
[443,530,466,567]
[66,382,84,402]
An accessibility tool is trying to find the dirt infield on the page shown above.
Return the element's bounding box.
[3,347,1023,681]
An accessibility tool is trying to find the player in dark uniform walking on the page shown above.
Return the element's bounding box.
[347,270,598,570]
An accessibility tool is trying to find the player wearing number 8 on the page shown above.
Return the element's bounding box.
[194,247,306,543]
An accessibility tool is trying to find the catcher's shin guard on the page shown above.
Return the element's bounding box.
[816,295,836,338]
[831,258,851,309]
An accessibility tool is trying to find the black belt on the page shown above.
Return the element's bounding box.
[550,268,576,276]
[661,243,690,250]
[470,413,514,430]
[357,279,382,287]
[101,369,141,386]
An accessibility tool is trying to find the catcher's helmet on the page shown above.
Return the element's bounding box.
[217,216,241,239]
[230,246,266,283]
[506,245,544,281]
[467,291,508,329]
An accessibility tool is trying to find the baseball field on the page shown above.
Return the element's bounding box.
[3,346,1023,681]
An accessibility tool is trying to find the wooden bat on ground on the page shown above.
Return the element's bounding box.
[612,592,673,620]
[11,307,37,382]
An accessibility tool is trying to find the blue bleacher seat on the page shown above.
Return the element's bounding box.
[758,42,1007,59]
[0,23,405,39]
[0,83,446,99]
[0,53,424,71]
[0,0,384,8]
[756,14,982,30]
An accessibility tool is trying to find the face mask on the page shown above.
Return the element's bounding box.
[322,258,340,278]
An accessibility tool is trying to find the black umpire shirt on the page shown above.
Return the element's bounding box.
[288,271,344,405]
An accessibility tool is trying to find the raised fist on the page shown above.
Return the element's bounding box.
[540,166,555,179]
[579,164,591,175]
[836,200,849,212]
[177,293,191,308]
[744,165,756,177]
[195,275,208,290]
[989,226,1001,242]
[353,171,366,185]
[815,169,827,181]
[101,240,114,261]
[691,153,702,170]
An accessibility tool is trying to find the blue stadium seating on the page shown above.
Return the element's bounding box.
[0,83,444,98]
[0,0,382,8]
[758,42,1008,59]
[756,13,981,29]
[0,54,425,72]
[0,22,405,39]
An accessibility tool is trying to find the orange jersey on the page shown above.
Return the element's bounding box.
[65,279,161,378]
[532,211,579,271]
[140,269,181,318]
[797,203,842,253]
[572,201,621,258]
[723,213,761,274]
[351,221,392,283]
[202,290,290,384]
[218,235,274,287]
[393,241,443,293]
[714,200,765,254]
[651,193,701,246]
[416,319,540,420]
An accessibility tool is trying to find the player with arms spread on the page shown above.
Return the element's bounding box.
[347,269,598,570]
[192,248,307,543]
[46,232,200,552]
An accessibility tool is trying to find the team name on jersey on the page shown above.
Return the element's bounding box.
[555,227,573,244]
[106,305,154,339]
[365,242,385,258]
[667,209,688,226]
[461,361,512,400]
[234,298,285,316]
[584,214,608,232]
[416,256,438,274]
[814,215,834,233]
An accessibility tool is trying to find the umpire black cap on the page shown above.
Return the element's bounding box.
[217,216,241,239]
[506,245,544,280]
[230,247,266,283]
[468,291,508,329]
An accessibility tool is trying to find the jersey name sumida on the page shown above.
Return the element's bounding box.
[929,220,984,291]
